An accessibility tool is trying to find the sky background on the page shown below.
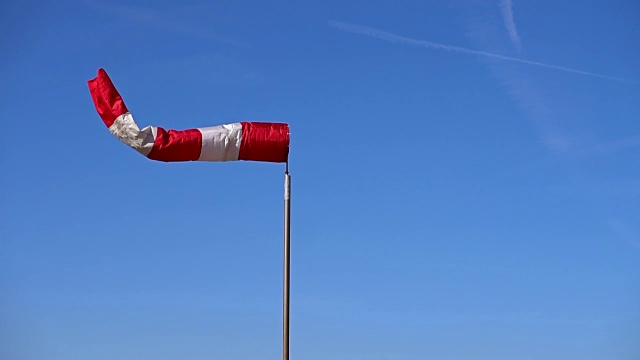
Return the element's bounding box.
[1,0,639,359]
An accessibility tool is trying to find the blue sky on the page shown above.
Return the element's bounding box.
[2,0,639,359]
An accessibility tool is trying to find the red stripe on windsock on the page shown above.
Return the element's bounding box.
[147,127,203,162]
[239,122,290,163]
[87,68,129,128]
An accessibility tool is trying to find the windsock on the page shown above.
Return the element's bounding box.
[88,69,289,163]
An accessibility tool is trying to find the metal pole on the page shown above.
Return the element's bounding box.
[283,162,291,360]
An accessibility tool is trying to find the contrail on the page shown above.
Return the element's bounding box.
[328,21,634,83]
[500,0,522,52]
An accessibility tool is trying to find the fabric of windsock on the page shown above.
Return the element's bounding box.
[88,68,289,163]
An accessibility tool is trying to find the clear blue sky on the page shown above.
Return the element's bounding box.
[2,1,639,359]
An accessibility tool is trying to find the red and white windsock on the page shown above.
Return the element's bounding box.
[88,68,289,163]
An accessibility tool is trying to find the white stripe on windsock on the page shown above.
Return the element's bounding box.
[198,123,243,161]
[108,112,156,156]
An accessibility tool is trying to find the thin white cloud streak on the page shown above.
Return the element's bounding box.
[500,0,522,52]
[328,21,635,83]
